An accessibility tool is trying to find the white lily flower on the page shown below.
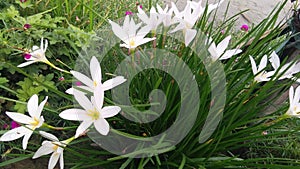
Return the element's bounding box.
[156,4,173,27]
[269,51,300,80]
[18,37,50,67]
[33,131,66,169]
[207,35,242,62]
[249,55,274,82]
[0,94,47,149]
[60,87,121,138]
[66,56,126,95]
[137,6,163,32]
[205,0,224,15]
[286,86,300,118]
[170,3,199,46]
[109,15,156,50]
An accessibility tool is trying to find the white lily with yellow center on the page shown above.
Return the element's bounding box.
[249,55,274,83]
[0,94,47,149]
[66,56,126,95]
[137,6,163,32]
[170,0,224,46]
[208,35,242,62]
[170,2,200,46]
[60,87,121,138]
[33,131,73,169]
[18,37,50,67]
[286,86,300,118]
[108,15,156,50]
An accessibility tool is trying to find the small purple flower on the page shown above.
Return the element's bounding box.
[75,81,82,86]
[23,53,31,60]
[139,5,143,9]
[240,24,249,32]
[220,30,225,34]
[23,23,31,30]
[125,11,133,16]
[11,121,20,129]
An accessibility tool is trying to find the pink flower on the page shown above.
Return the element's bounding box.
[11,121,20,129]
[125,11,133,16]
[23,23,31,30]
[23,53,31,60]
[58,77,65,81]
[139,5,142,9]
[75,81,82,86]
[220,30,225,34]
[76,16,80,22]
[240,24,249,31]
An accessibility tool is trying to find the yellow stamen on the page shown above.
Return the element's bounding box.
[129,39,135,47]
[53,145,58,151]
[93,81,97,87]
[87,108,100,120]
[30,117,40,127]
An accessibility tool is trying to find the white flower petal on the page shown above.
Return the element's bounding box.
[289,86,294,108]
[75,120,93,138]
[70,71,93,89]
[0,126,29,141]
[17,61,36,67]
[22,131,33,150]
[294,86,300,106]
[184,29,197,46]
[36,96,48,119]
[90,56,102,86]
[207,0,224,14]
[27,94,38,118]
[208,43,218,61]
[60,151,64,169]
[249,56,258,74]
[32,141,54,159]
[258,55,268,72]
[49,152,60,169]
[39,131,59,142]
[73,90,94,111]
[59,109,88,121]
[94,118,110,135]
[65,88,74,94]
[269,51,280,70]
[216,35,231,56]
[136,37,156,47]
[108,19,127,42]
[6,112,32,125]
[102,76,126,91]
[101,106,121,118]
[220,49,242,60]
[93,87,104,111]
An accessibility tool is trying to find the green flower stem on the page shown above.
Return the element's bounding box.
[130,49,135,64]
[42,123,75,130]
[265,113,290,126]
[64,136,76,145]
[44,60,71,74]
[152,30,157,49]
[161,28,168,49]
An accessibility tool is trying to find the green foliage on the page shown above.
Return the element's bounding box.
[14,74,56,113]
